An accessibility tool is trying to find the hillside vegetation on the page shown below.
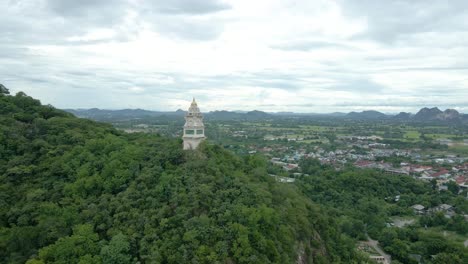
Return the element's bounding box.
[0,89,366,263]
[297,159,468,263]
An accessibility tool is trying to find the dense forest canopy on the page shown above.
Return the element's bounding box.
[2,88,467,264]
[0,89,368,263]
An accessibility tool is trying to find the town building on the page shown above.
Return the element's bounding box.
[411,204,425,215]
[182,98,206,150]
[370,255,389,264]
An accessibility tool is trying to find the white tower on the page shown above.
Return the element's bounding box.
[183,98,206,150]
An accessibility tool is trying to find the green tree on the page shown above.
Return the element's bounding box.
[100,233,132,264]
[385,239,409,262]
[432,252,462,264]
[446,181,459,195]
[36,224,101,263]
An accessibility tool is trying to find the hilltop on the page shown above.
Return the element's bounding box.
[0,87,366,263]
[346,110,388,119]
[413,107,464,121]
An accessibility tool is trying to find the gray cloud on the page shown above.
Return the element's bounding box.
[339,0,468,44]
[0,1,129,46]
[46,0,128,24]
[144,0,230,14]
[0,0,229,46]
[138,0,230,40]
[0,47,31,59]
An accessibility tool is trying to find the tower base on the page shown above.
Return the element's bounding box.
[183,137,205,150]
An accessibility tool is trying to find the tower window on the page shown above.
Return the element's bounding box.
[196,129,203,134]
[185,129,195,135]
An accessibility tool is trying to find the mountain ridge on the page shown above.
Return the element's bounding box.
[64,107,467,123]
[346,110,388,119]
[413,107,466,122]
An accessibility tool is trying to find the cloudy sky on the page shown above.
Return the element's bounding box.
[1,0,468,113]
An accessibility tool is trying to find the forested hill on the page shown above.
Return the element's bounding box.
[0,89,367,263]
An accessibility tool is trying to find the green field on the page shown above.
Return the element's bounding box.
[404,130,421,140]
[417,227,467,246]
[449,144,468,155]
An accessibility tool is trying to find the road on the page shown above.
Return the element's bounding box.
[365,236,392,264]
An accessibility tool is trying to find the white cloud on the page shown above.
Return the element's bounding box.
[66,29,117,42]
[128,86,145,93]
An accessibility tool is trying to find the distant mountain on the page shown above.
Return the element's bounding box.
[413,107,462,122]
[206,110,242,120]
[343,108,466,123]
[232,110,248,113]
[393,112,412,120]
[245,110,271,118]
[205,110,272,120]
[273,111,296,116]
[413,107,443,120]
[175,109,187,115]
[65,108,184,120]
[65,107,467,123]
[438,109,461,120]
[328,112,347,117]
[346,110,388,119]
[271,112,328,117]
[0,83,9,94]
[66,108,276,122]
